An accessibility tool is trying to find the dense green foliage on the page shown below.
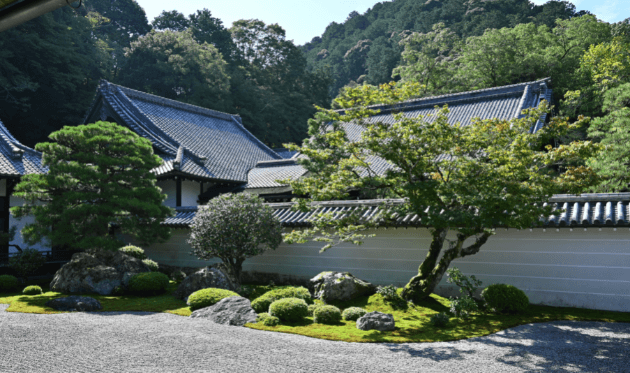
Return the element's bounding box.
[9,248,46,280]
[188,193,282,286]
[303,0,589,95]
[118,245,147,260]
[11,122,173,252]
[22,285,43,295]
[284,82,600,303]
[268,298,309,322]
[142,259,159,272]
[128,272,170,296]
[0,275,19,293]
[250,286,313,313]
[481,284,530,313]
[313,305,343,324]
[429,312,450,327]
[341,306,367,321]
[186,288,239,311]
[307,304,323,317]
[255,312,280,326]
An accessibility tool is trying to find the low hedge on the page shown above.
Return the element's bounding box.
[128,272,169,296]
[269,298,309,322]
[251,286,312,313]
[187,288,239,311]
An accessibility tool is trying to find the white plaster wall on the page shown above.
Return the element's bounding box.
[156,180,176,207]
[156,179,202,207]
[121,227,630,313]
[8,196,50,253]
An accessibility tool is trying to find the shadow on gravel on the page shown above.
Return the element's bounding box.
[384,321,630,372]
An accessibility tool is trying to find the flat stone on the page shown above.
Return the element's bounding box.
[190,296,257,326]
[356,311,395,331]
[310,271,377,303]
[45,296,102,312]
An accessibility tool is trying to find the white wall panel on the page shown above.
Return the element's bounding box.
[8,196,50,253]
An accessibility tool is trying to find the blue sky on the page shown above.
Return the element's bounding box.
[133,0,630,45]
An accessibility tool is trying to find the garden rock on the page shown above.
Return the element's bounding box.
[310,271,377,303]
[45,296,102,312]
[173,266,236,301]
[190,296,257,326]
[356,311,396,331]
[50,250,151,295]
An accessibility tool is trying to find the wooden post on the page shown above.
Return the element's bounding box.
[176,177,182,207]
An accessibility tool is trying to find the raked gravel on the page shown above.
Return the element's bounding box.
[0,304,628,373]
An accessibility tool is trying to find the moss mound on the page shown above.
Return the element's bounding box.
[481,284,529,314]
[22,285,43,295]
[128,272,169,296]
[251,286,312,313]
[269,298,309,322]
[187,288,239,311]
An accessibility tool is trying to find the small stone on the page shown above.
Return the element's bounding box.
[310,271,377,303]
[45,296,102,312]
[190,296,257,326]
[356,311,395,331]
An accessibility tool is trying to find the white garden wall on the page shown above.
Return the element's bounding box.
[8,196,50,253]
[121,227,630,313]
[156,180,202,207]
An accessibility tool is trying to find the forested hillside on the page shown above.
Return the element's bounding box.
[303,0,590,95]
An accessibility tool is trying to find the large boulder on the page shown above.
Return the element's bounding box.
[45,296,102,312]
[50,250,151,295]
[356,311,396,331]
[190,296,257,326]
[172,266,236,301]
[310,271,377,303]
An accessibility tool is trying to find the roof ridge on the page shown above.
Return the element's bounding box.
[229,116,282,160]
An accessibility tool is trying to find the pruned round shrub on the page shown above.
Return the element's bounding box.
[307,304,322,317]
[481,284,529,314]
[313,305,342,324]
[128,272,169,296]
[22,285,43,295]
[118,245,147,260]
[187,288,239,311]
[268,298,308,322]
[251,286,313,313]
[342,307,367,321]
[429,312,450,327]
[0,275,19,293]
[256,312,280,326]
[142,259,159,272]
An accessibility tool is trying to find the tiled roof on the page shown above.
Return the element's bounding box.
[162,193,630,229]
[243,159,308,190]
[83,80,281,182]
[0,118,46,177]
[272,148,299,159]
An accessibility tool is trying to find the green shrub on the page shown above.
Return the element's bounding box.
[342,307,367,321]
[429,312,450,327]
[128,272,169,296]
[9,248,46,280]
[256,312,280,326]
[22,285,43,295]
[268,298,309,322]
[376,285,407,309]
[307,304,323,317]
[0,275,19,293]
[251,286,312,313]
[449,295,479,319]
[118,245,147,260]
[142,259,159,272]
[313,305,342,324]
[481,284,529,314]
[187,288,239,311]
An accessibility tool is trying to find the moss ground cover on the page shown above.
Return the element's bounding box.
[1,282,629,343]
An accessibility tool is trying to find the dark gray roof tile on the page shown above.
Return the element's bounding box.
[0,118,46,177]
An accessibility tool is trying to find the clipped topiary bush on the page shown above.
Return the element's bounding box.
[128,272,169,296]
[269,298,309,322]
[481,284,529,314]
[118,245,147,260]
[429,312,450,327]
[313,305,342,324]
[307,304,323,317]
[251,286,313,313]
[0,275,19,293]
[342,307,367,321]
[22,285,43,295]
[187,288,240,311]
[142,259,159,272]
[256,312,280,326]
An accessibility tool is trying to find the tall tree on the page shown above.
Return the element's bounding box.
[11,122,174,252]
[284,82,600,303]
[188,9,239,64]
[118,29,231,112]
[151,10,189,32]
